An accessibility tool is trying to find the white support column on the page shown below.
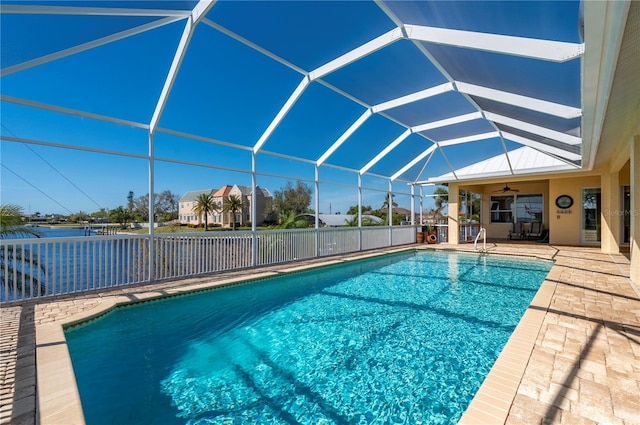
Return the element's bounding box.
[410,184,415,225]
[631,136,640,284]
[601,170,620,254]
[251,152,257,267]
[315,165,320,257]
[388,180,393,246]
[448,183,460,244]
[148,132,155,281]
[358,173,363,251]
[420,186,424,225]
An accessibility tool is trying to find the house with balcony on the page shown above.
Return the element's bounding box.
[179,185,274,228]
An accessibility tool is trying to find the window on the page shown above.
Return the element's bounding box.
[491,194,543,223]
[516,194,543,223]
[490,195,514,223]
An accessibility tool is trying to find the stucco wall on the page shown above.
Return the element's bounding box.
[549,175,601,246]
[474,181,550,239]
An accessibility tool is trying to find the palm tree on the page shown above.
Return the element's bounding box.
[109,206,133,230]
[380,194,399,225]
[278,212,310,229]
[1,204,41,238]
[345,214,377,227]
[193,193,218,231]
[381,193,398,210]
[0,204,46,296]
[223,194,244,230]
[433,187,448,213]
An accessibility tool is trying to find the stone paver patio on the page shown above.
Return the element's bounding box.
[1,243,638,424]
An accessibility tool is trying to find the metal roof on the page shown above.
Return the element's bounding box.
[178,189,214,202]
[0,0,631,190]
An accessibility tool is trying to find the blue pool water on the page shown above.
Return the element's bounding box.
[65,251,552,424]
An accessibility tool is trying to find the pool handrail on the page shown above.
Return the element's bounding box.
[474,227,486,252]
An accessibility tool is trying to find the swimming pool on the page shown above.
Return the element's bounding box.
[65,250,552,424]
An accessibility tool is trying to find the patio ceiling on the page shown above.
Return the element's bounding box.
[0,1,630,185]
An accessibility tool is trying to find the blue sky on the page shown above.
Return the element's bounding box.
[0,0,581,216]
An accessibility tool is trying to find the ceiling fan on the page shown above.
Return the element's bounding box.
[493,183,520,193]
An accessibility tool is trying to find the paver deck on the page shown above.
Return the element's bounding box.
[1,243,638,424]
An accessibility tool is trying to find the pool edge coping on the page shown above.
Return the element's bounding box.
[457,275,557,424]
[35,245,556,425]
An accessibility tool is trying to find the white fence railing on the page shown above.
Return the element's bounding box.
[1,225,421,303]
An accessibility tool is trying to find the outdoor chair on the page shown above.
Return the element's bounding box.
[508,222,526,240]
[527,221,544,240]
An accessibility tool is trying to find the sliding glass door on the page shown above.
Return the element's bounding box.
[581,188,601,244]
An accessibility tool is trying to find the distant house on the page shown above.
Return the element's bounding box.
[391,207,411,221]
[178,189,216,226]
[179,185,274,228]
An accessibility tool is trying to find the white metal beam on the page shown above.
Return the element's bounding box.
[360,129,412,174]
[413,148,436,183]
[0,135,149,160]
[420,163,578,184]
[405,24,584,62]
[203,19,306,75]
[0,4,191,17]
[498,134,515,176]
[253,75,311,154]
[502,132,581,161]
[156,127,252,152]
[372,82,453,113]
[455,82,582,119]
[317,109,372,165]
[485,112,582,145]
[1,94,150,129]
[1,16,182,77]
[390,144,437,181]
[411,112,482,133]
[149,0,216,135]
[438,131,501,147]
[309,28,403,81]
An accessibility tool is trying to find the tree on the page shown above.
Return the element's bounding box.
[127,191,135,211]
[193,193,218,231]
[69,211,89,223]
[346,205,372,215]
[273,181,312,218]
[133,193,151,222]
[109,206,133,229]
[433,187,448,211]
[223,194,244,231]
[381,193,398,210]
[0,204,46,296]
[344,214,377,227]
[1,205,40,238]
[90,208,110,222]
[425,187,448,221]
[131,191,180,222]
[278,211,311,229]
[370,195,401,226]
[157,190,179,221]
